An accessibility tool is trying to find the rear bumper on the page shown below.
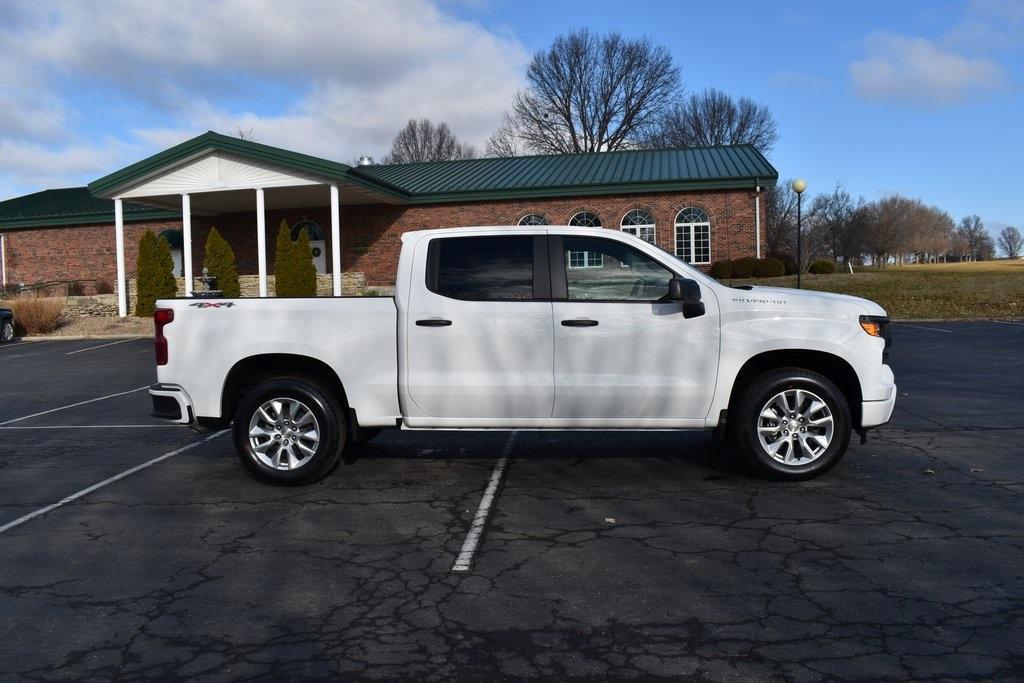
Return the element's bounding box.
[861,365,896,428]
[149,384,194,425]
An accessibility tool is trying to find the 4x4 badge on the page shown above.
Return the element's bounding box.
[189,302,235,308]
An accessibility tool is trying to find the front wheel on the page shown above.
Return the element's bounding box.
[1,320,13,343]
[232,377,345,485]
[731,368,851,481]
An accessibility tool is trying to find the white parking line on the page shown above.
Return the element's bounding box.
[0,385,148,426]
[990,320,1024,327]
[895,323,952,333]
[65,338,143,355]
[0,430,227,535]
[0,424,178,430]
[452,431,518,573]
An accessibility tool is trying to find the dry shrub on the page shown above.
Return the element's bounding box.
[8,297,65,335]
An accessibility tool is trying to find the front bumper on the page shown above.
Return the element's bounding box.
[861,364,896,428]
[149,384,194,425]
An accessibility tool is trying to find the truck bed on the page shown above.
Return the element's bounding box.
[156,296,401,426]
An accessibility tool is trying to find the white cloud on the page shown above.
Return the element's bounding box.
[850,32,1007,106]
[0,0,528,196]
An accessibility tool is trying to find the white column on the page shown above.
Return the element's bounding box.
[754,186,761,259]
[330,183,342,296]
[182,194,194,296]
[114,198,127,317]
[256,188,268,297]
[1,234,6,289]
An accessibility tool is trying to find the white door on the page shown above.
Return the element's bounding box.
[170,248,183,277]
[406,234,554,420]
[309,240,326,274]
[551,234,719,421]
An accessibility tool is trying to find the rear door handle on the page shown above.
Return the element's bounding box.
[416,318,452,327]
[561,319,598,327]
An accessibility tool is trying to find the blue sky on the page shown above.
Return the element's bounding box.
[0,0,1020,235]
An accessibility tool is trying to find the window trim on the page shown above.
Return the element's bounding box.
[548,234,676,304]
[620,208,657,244]
[517,213,550,226]
[673,208,712,265]
[568,211,602,228]
[425,234,548,302]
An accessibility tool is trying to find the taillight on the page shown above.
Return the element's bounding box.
[154,308,173,366]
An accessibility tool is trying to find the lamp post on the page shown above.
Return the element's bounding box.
[792,178,807,288]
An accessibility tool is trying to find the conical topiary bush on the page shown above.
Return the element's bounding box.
[203,227,240,297]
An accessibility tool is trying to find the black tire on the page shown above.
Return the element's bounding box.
[232,376,346,485]
[731,367,851,481]
[0,320,13,344]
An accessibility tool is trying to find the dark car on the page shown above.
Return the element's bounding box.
[0,307,13,343]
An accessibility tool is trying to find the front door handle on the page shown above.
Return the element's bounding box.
[561,319,598,327]
[416,318,452,327]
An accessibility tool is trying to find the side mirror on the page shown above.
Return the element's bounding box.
[667,277,705,318]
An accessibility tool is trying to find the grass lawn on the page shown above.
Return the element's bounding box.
[728,260,1024,320]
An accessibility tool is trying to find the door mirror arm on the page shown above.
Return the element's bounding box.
[665,277,705,318]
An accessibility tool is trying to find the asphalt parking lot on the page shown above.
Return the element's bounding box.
[1,322,1023,681]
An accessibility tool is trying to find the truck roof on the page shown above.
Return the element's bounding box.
[399,225,618,241]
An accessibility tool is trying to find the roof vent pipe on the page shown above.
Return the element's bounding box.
[357,155,374,166]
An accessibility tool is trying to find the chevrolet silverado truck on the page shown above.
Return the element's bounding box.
[150,226,895,484]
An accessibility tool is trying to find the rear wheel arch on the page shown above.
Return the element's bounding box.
[221,354,349,423]
[727,350,863,428]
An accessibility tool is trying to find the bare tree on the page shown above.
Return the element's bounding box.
[234,125,256,141]
[861,195,918,267]
[484,115,525,158]
[998,226,1023,258]
[383,119,476,164]
[956,215,988,261]
[807,183,860,265]
[763,181,799,257]
[503,29,680,154]
[649,88,779,153]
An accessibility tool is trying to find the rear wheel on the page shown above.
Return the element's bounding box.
[732,368,851,480]
[232,377,345,485]
[1,320,13,343]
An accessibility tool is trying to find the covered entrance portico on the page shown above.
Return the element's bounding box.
[88,132,405,316]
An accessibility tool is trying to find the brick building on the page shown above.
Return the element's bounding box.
[0,131,778,315]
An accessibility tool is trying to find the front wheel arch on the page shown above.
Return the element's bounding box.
[726,349,863,429]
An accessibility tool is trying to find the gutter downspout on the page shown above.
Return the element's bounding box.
[754,184,761,259]
[1,233,6,289]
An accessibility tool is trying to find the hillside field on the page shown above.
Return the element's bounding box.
[731,260,1024,319]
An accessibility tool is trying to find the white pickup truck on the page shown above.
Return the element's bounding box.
[150,226,895,484]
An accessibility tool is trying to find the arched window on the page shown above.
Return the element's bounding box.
[674,207,711,264]
[291,219,325,241]
[517,213,550,226]
[568,211,601,227]
[620,209,656,244]
[566,212,604,268]
[160,229,184,277]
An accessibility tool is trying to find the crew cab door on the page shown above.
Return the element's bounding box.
[405,234,554,421]
[550,234,719,422]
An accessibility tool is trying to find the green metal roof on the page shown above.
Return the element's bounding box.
[0,188,179,231]
[3,133,777,230]
[356,144,777,203]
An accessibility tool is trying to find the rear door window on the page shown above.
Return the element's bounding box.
[427,236,535,301]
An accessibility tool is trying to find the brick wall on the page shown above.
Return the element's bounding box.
[2,219,182,293]
[3,188,762,289]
